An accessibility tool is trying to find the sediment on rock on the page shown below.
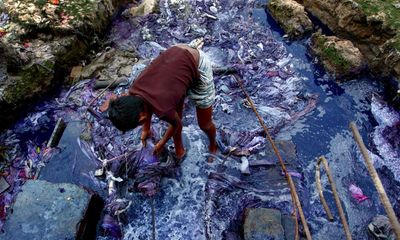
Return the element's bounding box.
[309,32,366,80]
[0,0,130,130]
[267,0,313,39]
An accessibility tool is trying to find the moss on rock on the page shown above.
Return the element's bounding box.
[3,58,55,105]
[316,35,351,72]
[310,32,365,80]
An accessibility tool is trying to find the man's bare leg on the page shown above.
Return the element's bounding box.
[196,106,217,162]
[173,100,185,159]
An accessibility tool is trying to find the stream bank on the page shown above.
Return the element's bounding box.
[267,0,400,101]
[0,0,399,239]
[0,0,130,131]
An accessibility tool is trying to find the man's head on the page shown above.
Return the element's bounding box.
[107,95,144,132]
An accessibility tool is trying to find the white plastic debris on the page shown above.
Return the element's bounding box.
[240,157,250,175]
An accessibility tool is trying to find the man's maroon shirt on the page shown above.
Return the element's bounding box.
[129,46,200,121]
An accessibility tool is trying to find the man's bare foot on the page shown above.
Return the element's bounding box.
[174,148,186,166]
[207,144,217,163]
[176,148,186,160]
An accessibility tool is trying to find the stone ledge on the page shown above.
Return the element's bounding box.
[1,180,103,240]
[267,0,313,39]
[244,208,296,240]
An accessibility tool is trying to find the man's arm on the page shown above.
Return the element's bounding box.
[141,110,152,146]
[153,112,182,155]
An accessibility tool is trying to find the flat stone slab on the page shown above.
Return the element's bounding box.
[1,180,100,240]
[244,208,296,240]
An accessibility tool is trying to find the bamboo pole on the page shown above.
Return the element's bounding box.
[350,122,400,239]
[233,74,311,240]
[316,158,334,221]
[88,78,119,107]
[317,156,352,240]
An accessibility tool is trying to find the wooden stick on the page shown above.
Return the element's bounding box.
[88,78,119,107]
[47,118,67,148]
[317,156,352,240]
[316,157,334,221]
[350,122,400,239]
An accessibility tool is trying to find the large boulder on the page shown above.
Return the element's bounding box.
[1,180,103,239]
[0,0,129,130]
[302,0,400,81]
[267,0,313,39]
[80,47,138,89]
[310,32,366,80]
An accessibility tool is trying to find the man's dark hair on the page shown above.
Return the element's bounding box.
[107,95,144,132]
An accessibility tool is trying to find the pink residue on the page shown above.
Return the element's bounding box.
[349,184,369,203]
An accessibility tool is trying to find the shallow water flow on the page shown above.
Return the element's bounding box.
[0,1,399,239]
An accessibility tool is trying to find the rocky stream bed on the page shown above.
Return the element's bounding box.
[0,0,400,240]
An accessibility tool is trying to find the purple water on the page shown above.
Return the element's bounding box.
[0,0,399,239]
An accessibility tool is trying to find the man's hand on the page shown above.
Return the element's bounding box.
[153,111,181,156]
[141,130,151,147]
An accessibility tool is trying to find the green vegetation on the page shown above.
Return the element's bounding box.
[56,0,96,22]
[317,36,351,71]
[13,0,96,27]
[4,60,55,104]
[355,0,400,51]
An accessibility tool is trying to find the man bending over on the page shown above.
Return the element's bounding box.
[104,44,217,163]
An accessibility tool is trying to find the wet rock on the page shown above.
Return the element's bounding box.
[1,180,103,240]
[302,0,400,80]
[244,208,285,240]
[124,0,159,17]
[80,47,138,89]
[310,32,366,80]
[69,65,83,83]
[267,0,313,39]
[0,0,129,130]
[368,215,396,240]
[281,215,296,240]
[313,222,346,239]
[0,176,10,194]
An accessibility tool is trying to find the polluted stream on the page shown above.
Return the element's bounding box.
[1,0,400,239]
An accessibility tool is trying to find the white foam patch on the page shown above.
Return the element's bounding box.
[316,106,326,118]
[122,127,218,239]
[278,117,309,141]
[292,58,312,72]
